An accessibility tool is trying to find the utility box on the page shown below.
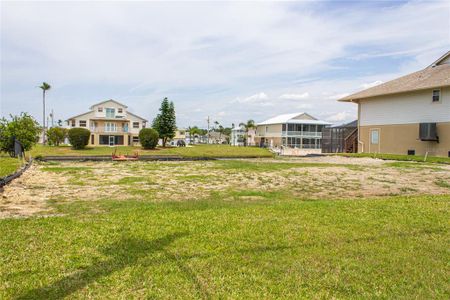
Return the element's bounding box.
[419,123,438,141]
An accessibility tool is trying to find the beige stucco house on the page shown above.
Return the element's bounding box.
[255,112,331,153]
[340,51,450,157]
[66,99,148,146]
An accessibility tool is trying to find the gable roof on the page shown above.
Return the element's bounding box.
[340,51,450,102]
[66,110,93,120]
[257,112,331,126]
[89,99,128,109]
[127,111,148,122]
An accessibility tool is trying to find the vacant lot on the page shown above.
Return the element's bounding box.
[29,144,273,158]
[1,157,449,298]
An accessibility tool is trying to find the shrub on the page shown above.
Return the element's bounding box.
[139,128,159,149]
[47,127,67,146]
[0,113,40,156]
[68,128,90,149]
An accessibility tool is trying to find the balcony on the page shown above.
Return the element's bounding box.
[90,126,129,133]
[282,131,322,138]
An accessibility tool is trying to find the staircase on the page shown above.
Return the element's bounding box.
[344,128,358,153]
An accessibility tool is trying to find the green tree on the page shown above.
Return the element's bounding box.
[47,127,67,146]
[152,97,176,147]
[239,119,256,146]
[0,113,40,156]
[39,82,51,144]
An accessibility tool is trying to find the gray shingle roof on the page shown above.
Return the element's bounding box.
[340,51,450,102]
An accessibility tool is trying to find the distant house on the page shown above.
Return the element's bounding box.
[208,131,229,144]
[321,120,358,153]
[255,112,331,153]
[339,51,450,157]
[231,127,256,146]
[169,129,187,146]
[66,99,147,146]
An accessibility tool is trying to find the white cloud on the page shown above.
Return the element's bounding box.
[361,80,383,89]
[325,93,350,100]
[1,1,448,127]
[234,92,268,104]
[296,103,312,109]
[326,111,353,122]
[279,93,310,100]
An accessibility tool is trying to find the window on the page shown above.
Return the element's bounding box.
[118,108,123,113]
[265,126,268,133]
[91,135,94,144]
[105,122,117,132]
[132,136,139,143]
[133,122,139,128]
[105,108,115,118]
[71,120,75,127]
[432,89,440,102]
[370,129,379,144]
[98,107,103,112]
[79,120,87,127]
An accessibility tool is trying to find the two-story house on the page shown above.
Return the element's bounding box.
[255,112,331,153]
[339,51,450,157]
[66,99,148,146]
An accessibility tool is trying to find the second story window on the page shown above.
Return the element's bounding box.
[133,122,140,128]
[98,107,103,112]
[432,89,440,102]
[71,120,75,127]
[79,120,87,127]
[105,108,115,118]
[118,108,123,113]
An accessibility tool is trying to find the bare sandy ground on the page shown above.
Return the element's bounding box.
[1,157,449,218]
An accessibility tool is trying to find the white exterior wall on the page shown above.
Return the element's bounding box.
[92,101,128,119]
[128,113,146,134]
[360,87,450,126]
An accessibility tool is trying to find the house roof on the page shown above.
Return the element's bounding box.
[339,51,450,102]
[330,120,358,128]
[66,102,148,122]
[89,99,128,109]
[66,111,92,120]
[257,112,331,126]
[127,111,148,122]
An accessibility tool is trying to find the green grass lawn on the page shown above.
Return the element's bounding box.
[1,160,449,298]
[0,155,22,177]
[29,144,273,158]
[1,194,448,299]
[338,152,450,164]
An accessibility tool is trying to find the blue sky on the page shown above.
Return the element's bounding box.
[1,0,449,128]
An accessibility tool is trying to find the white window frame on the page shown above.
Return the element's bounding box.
[79,120,87,127]
[105,108,115,118]
[370,129,379,144]
[432,89,441,103]
[105,122,117,132]
[133,122,140,129]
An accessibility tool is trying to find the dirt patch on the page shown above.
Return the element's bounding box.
[1,158,449,218]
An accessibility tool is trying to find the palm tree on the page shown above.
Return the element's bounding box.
[239,119,256,146]
[39,82,51,145]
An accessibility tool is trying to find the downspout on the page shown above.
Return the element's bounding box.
[355,100,364,153]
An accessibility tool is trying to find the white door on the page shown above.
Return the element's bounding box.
[109,136,115,146]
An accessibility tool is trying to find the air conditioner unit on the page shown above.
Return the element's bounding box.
[419,123,439,142]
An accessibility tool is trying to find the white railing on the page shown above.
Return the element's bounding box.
[282,131,322,138]
[90,126,129,133]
